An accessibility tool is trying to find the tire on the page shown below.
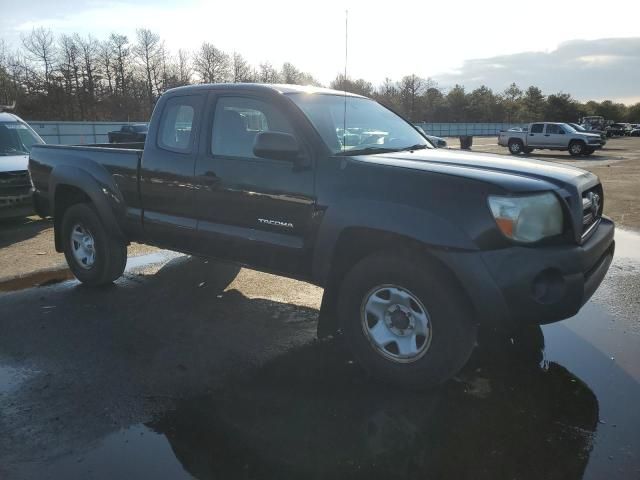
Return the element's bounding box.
[569,141,585,156]
[523,147,534,154]
[508,139,523,155]
[582,147,595,156]
[61,203,127,286]
[338,251,477,390]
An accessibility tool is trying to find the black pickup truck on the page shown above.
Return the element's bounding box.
[29,84,615,388]
[107,124,148,143]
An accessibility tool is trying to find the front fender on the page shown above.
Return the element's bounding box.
[311,199,477,285]
[49,163,127,245]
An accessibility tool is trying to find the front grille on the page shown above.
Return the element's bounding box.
[0,170,31,196]
[581,184,603,238]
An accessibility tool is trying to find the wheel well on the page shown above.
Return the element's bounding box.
[317,227,475,337]
[570,139,585,145]
[508,138,522,144]
[53,185,91,252]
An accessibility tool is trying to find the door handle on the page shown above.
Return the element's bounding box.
[529,134,534,136]
[544,134,550,136]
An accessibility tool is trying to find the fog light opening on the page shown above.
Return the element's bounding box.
[532,268,566,305]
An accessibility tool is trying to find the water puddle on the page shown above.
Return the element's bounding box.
[0,365,36,395]
[23,425,191,480]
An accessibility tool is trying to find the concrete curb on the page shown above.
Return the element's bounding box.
[0,264,74,292]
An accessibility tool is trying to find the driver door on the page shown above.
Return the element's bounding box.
[193,93,316,276]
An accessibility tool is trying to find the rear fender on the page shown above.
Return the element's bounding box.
[49,163,127,248]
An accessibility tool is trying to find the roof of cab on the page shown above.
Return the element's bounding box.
[164,83,366,98]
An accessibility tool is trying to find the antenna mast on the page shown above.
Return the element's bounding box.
[342,9,348,153]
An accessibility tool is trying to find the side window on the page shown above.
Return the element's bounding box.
[531,123,544,134]
[212,96,294,158]
[158,97,196,153]
[546,124,560,134]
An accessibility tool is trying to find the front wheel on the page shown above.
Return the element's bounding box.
[61,203,127,286]
[569,141,585,156]
[582,147,595,156]
[338,252,477,390]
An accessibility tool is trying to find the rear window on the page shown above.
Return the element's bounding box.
[530,124,544,134]
[158,96,198,153]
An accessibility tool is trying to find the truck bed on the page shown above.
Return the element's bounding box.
[29,143,144,218]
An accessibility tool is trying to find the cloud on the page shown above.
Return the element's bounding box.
[433,38,640,104]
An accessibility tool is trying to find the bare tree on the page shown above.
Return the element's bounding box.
[231,52,252,83]
[258,62,279,83]
[110,33,130,96]
[58,34,82,118]
[98,40,114,95]
[193,42,230,83]
[75,34,100,118]
[21,27,56,94]
[176,49,191,86]
[133,28,162,111]
[399,74,425,121]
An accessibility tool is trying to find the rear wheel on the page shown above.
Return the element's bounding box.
[61,203,127,286]
[569,141,585,156]
[508,139,523,155]
[338,252,477,390]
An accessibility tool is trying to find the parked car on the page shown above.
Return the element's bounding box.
[631,128,640,137]
[567,122,607,145]
[29,84,614,389]
[414,126,447,148]
[107,124,148,143]
[0,111,45,219]
[606,123,629,137]
[498,122,603,156]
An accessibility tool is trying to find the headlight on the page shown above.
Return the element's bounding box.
[488,192,563,242]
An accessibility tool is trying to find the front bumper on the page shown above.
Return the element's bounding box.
[436,217,615,327]
[0,192,34,219]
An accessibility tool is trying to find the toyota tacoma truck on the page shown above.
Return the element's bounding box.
[29,84,615,389]
[498,122,604,156]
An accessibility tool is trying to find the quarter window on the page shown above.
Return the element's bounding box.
[212,97,294,158]
[158,97,196,153]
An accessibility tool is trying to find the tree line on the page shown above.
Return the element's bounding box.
[1,27,639,124]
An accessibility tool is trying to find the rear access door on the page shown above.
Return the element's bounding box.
[527,123,546,147]
[139,92,205,251]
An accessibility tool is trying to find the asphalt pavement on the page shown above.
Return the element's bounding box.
[0,230,639,479]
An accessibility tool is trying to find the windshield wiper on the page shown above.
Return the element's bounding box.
[336,146,402,156]
[399,144,429,152]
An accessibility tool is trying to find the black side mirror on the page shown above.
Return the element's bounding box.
[253,132,300,162]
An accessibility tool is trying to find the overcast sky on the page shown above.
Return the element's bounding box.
[1,0,639,103]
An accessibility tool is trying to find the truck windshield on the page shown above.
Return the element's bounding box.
[287,93,430,155]
[0,122,44,156]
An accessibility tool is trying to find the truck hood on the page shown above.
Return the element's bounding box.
[0,154,29,172]
[352,148,597,192]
